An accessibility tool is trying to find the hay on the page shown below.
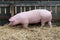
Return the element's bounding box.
[0,24,60,40]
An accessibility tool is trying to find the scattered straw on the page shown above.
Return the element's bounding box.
[0,24,60,40]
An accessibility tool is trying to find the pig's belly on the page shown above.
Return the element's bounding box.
[28,17,41,24]
[29,20,40,24]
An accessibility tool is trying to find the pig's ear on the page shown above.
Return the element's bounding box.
[9,19,15,22]
[50,10,52,13]
[9,19,11,21]
[9,19,12,21]
[49,10,52,13]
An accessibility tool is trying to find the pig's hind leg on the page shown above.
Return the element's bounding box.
[40,19,46,28]
[48,21,52,28]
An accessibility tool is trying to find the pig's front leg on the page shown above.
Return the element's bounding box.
[22,23,35,31]
[22,23,29,29]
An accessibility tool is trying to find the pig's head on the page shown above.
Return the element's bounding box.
[8,17,16,26]
[8,21,14,27]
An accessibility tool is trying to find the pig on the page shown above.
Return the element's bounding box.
[8,9,52,29]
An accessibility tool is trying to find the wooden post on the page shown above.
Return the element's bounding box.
[35,6,36,10]
[15,6,17,14]
[50,5,52,11]
[5,8,6,14]
[10,4,14,16]
[24,6,26,12]
[45,6,46,9]
[20,6,22,12]
[29,6,31,10]
[55,5,58,14]
[0,8,1,14]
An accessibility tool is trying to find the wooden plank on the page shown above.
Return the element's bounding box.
[0,16,10,19]
[52,18,60,22]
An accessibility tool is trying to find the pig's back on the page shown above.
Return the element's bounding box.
[20,10,41,23]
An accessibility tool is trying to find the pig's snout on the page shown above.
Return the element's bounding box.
[8,22,14,27]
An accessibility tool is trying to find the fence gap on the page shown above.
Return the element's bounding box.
[39,6,41,9]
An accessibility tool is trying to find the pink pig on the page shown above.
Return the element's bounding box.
[8,9,52,29]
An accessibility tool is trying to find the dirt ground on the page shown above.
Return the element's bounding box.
[0,24,60,40]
